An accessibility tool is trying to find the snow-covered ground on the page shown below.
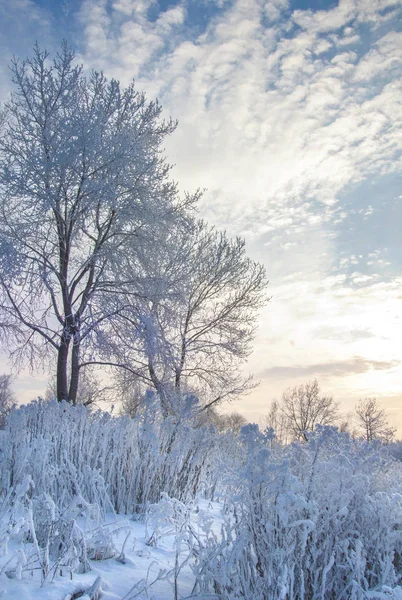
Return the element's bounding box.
[1,499,224,600]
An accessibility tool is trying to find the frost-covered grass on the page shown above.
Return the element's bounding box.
[194,425,402,599]
[0,399,225,515]
[0,496,224,600]
[1,402,402,599]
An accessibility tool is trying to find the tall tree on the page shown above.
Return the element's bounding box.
[0,43,185,403]
[44,367,109,408]
[101,219,267,415]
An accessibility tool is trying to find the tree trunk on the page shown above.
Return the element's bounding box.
[175,334,187,391]
[174,367,181,391]
[69,335,81,405]
[148,361,169,418]
[57,332,70,401]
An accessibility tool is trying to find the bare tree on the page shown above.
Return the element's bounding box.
[103,219,267,415]
[217,411,248,434]
[0,43,186,403]
[279,380,339,442]
[355,397,396,443]
[0,374,16,428]
[264,399,290,445]
[116,372,146,418]
[195,406,247,433]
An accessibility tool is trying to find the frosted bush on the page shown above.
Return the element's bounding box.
[145,493,190,547]
[0,398,230,586]
[86,527,116,561]
[2,400,402,598]
[0,399,226,516]
[192,425,402,600]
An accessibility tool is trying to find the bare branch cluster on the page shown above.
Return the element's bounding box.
[102,220,267,414]
[265,380,340,443]
[355,397,396,443]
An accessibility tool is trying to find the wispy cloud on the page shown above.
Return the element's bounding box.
[260,356,400,380]
[312,327,376,342]
[76,0,402,246]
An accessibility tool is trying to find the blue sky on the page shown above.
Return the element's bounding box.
[1,0,402,427]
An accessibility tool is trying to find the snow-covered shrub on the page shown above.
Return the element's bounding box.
[0,476,91,582]
[0,475,33,564]
[192,425,402,600]
[85,527,116,561]
[0,399,226,517]
[388,441,402,462]
[5,399,402,598]
[26,501,91,581]
[0,398,234,585]
[145,493,190,547]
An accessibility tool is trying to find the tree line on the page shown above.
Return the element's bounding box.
[265,379,396,444]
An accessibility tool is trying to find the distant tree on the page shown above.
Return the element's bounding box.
[279,380,339,442]
[220,411,248,434]
[0,43,187,404]
[338,414,354,436]
[355,397,396,443]
[195,407,247,433]
[0,374,16,428]
[116,372,145,418]
[264,399,290,445]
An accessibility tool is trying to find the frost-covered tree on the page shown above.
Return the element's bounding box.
[196,407,247,433]
[0,373,16,428]
[0,43,187,403]
[355,397,396,443]
[216,411,248,434]
[102,219,267,415]
[278,380,339,442]
[0,107,6,132]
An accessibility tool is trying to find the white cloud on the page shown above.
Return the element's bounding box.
[78,0,186,79]
[354,31,402,82]
[264,0,290,23]
[112,0,155,16]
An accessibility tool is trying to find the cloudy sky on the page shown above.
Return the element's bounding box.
[1,0,402,428]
